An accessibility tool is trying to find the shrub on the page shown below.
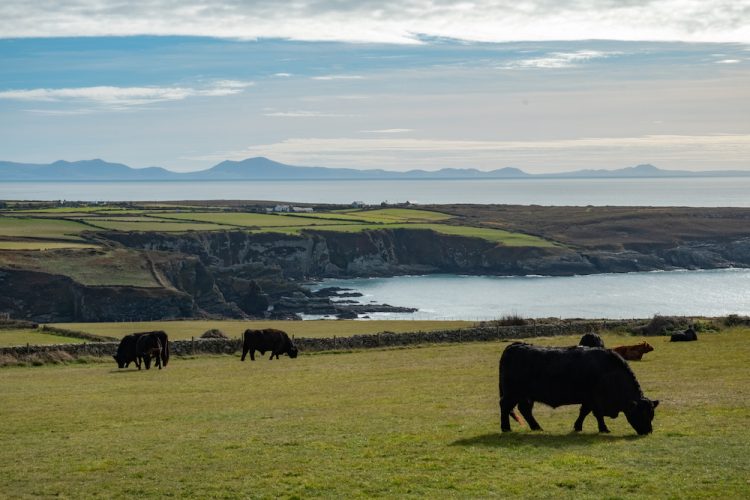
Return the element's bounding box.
[633,315,689,336]
[201,328,229,339]
[491,314,528,327]
[724,314,750,327]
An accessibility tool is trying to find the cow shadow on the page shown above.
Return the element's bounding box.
[451,432,643,449]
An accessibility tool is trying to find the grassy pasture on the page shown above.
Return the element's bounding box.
[0,330,748,497]
[154,212,335,228]
[0,216,90,240]
[82,219,228,232]
[51,319,475,340]
[0,329,85,347]
[287,208,454,223]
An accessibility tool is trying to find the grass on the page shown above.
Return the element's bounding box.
[50,319,475,340]
[0,330,748,497]
[0,329,85,347]
[0,241,99,250]
[81,220,228,232]
[0,216,91,240]
[287,208,454,223]
[154,212,336,228]
[0,248,160,287]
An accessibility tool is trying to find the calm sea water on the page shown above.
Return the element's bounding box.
[307,269,750,320]
[3,177,750,206]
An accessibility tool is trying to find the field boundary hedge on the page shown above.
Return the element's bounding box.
[0,319,638,363]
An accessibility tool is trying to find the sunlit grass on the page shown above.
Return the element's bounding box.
[0,329,85,347]
[0,330,748,497]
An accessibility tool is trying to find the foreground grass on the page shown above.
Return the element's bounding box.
[1,331,748,498]
[0,241,99,250]
[0,216,90,240]
[51,320,475,340]
[0,329,85,347]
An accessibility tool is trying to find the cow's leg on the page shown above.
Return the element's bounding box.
[135,357,141,370]
[593,411,610,433]
[156,353,162,370]
[518,400,542,431]
[241,345,248,361]
[499,396,516,432]
[250,350,255,361]
[574,405,591,432]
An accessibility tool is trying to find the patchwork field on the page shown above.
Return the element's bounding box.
[0,204,558,247]
[1,330,748,497]
[52,319,475,341]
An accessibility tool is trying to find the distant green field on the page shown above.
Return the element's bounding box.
[51,319,475,340]
[1,330,748,497]
[0,216,91,240]
[0,329,84,347]
[288,208,453,223]
[82,220,228,232]
[155,212,333,228]
[0,241,99,250]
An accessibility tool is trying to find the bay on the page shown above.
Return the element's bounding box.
[3,176,750,206]
[307,268,750,320]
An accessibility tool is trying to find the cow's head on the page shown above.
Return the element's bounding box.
[625,398,659,435]
[288,345,299,359]
[112,354,126,369]
[640,342,654,353]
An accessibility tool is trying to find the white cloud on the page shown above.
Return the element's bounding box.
[361,128,414,134]
[498,50,620,69]
[716,59,741,64]
[274,73,292,77]
[0,80,253,110]
[311,75,365,81]
[3,1,747,43]
[263,110,353,117]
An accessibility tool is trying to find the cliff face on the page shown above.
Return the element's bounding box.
[6,228,750,322]
[0,268,194,323]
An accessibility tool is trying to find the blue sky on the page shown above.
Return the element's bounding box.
[0,1,749,173]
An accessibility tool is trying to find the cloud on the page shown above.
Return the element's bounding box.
[274,73,292,77]
[498,50,620,69]
[190,134,750,171]
[0,80,253,110]
[361,129,414,134]
[263,110,354,117]
[716,59,741,64]
[2,1,748,43]
[311,75,365,81]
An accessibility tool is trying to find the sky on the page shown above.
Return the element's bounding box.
[0,1,749,173]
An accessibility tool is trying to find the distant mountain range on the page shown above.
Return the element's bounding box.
[0,157,748,181]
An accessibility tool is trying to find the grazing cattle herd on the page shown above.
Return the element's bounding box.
[112,324,703,435]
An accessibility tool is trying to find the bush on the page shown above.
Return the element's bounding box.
[201,329,229,339]
[633,315,689,336]
[724,314,750,327]
[491,314,528,327]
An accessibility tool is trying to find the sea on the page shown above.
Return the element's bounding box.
[3,176,750,206]
[306,269,750,320]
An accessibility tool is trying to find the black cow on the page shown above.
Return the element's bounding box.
[671,326,698,342]
[113,334,140,369]
[113,331,169,369]
[499,342,659,435]
[136,333,164,370]
[241,329,298,361]
[578,332,605,348]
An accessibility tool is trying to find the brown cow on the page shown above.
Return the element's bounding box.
[612,341,654,361]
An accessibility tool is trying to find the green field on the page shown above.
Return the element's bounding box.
[288,208,454,223]
[0,216,91,240]
[82,219,229,232]
[155,212,336,228]
[1,330,748,497]
[0,241,99,250]
[51,320,475,340]
[0,329,85,347]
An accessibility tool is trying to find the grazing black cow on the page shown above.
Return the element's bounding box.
[670,326,698,342]
[578,332,605,348]
[113,334,140,369]
[241,329,298,361]
[113,331,169,369]
[136,332,164,370]
[499,342,659,435]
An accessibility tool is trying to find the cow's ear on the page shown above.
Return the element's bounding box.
[652,400,660,409]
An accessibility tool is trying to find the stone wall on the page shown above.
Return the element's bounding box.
[0,319,635,362]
